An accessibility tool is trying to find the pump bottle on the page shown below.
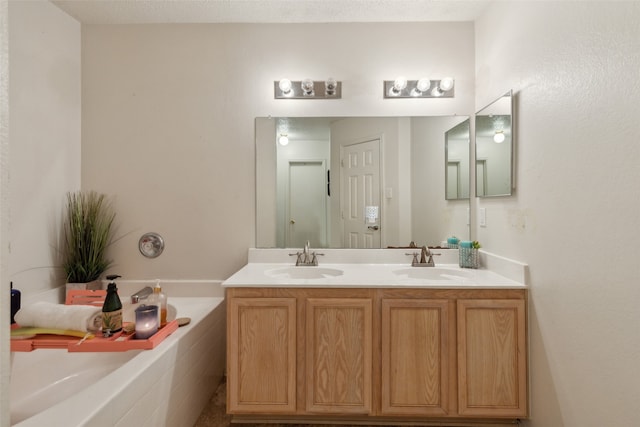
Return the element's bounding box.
[102,274,123,333]
[11,282,21,324]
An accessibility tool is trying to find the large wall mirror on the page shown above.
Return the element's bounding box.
[445,119,470,200]
[475,90,514,197]
[256,116,470,249]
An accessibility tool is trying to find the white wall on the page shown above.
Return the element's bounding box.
[8,0,81,296]
[3,1,80,425]
[0,1,9,425]
[475,2,640,426]
[81,22,474,279]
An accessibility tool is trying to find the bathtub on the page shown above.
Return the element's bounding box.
[10,282,226,427]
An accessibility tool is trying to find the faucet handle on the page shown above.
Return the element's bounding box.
[405,252,419,266]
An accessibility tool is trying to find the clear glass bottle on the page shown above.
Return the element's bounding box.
[153,281,168,326]
[102,275,123,333]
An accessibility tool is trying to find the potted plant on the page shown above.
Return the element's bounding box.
[62,191,116,295]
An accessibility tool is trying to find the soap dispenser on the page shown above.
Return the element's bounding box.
[102,274,123,334]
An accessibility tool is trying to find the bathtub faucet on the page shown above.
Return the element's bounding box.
[130,286,153,303]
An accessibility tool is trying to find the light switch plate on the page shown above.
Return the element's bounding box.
[479,208,487,227]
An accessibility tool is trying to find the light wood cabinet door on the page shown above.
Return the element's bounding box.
[305,298,373,414]
[457,299,527,417]
[227,297,297,413]
[381,299,451,416]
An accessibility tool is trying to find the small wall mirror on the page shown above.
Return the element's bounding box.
[445,119,470,200]
[475,90,514,197]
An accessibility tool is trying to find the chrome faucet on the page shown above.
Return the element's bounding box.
[130,286,153,303]
[406,245,439,267]
[290,240,323,266]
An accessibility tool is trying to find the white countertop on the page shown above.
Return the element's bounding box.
[223,262,525,289]
[223,249,528,289]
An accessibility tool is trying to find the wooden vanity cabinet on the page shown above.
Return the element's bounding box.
[305,297,373,414]
[380,298,453,416]
[457,298,528,417]
[227,297,297,413]
[227,287,528,423]
[226,288,375,416]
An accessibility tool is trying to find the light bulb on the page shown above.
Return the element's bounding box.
[416,78,431,92]
[439,77,454,92]
[325,78,337,95]
[393,76,408,92]
[411,77,431,96]
[431,86,444,97]
[278,78,292,95]
[493,131,505,143]
[278,135,289,146]
[301,79,314,96]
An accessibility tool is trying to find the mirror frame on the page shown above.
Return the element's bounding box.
[475,90,515,198]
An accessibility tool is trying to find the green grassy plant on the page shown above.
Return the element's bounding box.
[63,191,116,283]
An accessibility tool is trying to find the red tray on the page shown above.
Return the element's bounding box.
[11,320,178,352]
[11,289,179,352]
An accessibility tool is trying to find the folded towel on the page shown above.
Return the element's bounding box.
[459,240,473,248]
[15,302,102,332]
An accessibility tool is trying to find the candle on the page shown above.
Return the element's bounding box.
[135,304,158,339]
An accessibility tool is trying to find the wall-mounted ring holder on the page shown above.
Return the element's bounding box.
[139,232,165,258]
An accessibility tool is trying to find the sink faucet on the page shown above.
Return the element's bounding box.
[290,240,323,266]
[406,246,439,267]
[130,286,153,303]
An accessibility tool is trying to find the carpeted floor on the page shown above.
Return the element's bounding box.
[194,380,233,427]
[194,380,376,427]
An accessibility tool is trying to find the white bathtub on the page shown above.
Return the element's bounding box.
[11,286,226,427]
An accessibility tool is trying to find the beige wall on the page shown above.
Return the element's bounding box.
[0,1,8,424]
[8,2,80,295]
[81,22,474,280]
[3,0,81,423]
[475,2,640,426]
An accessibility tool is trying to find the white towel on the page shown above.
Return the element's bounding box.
[15,302,103,332]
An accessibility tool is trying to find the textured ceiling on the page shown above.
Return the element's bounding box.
[52,0,492,24]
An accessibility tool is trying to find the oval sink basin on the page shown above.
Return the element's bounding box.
[393,267,475,281]
[266,267,344,280]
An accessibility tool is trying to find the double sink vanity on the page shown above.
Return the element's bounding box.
[223,248,528,425]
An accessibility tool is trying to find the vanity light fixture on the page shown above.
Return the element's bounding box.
[493,130,506,143]
[274,78,342,99]
[384,76,455,98]
[278,134,289,146]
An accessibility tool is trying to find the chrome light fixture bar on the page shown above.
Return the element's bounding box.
[384,77,455,98]
[274,78,342,99]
